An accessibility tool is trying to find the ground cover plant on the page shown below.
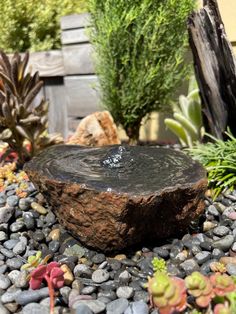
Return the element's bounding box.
[188,131,236,199]
[0,0,87,52]
[88,0,196,143]
[0,51,63,165]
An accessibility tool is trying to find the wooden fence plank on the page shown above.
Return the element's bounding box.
[44,77,68,138]
[29,50,65,77]
[64,75,100,117]
[62,44,94,75]
[61,28,89,45]
[60,13,90,30]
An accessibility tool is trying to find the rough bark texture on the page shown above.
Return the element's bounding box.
[188,0,236,139]
[24,145,207,252]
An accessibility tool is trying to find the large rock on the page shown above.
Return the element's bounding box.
[24,145,207,251]
[67,111,120,146]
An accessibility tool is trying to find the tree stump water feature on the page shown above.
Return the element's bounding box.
[24,145,207,251]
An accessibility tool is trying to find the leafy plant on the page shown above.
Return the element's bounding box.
[88,0,196,143]
[165,76,204,148]
[152,257,167,273]
[0,0,87,52]
[0,51,63,165]
[29,262,64,314]
[21,251,51,271]
[188,131,236,199]
[147,271,236,313]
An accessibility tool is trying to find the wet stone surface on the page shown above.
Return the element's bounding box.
[24,145,207,251]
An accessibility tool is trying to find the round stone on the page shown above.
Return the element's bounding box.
[0,231,7,241]
[10,220,25,232]
[31,202,47,215]
[116,286,134,299]
[75,304,93,314]
[124,301,149,314]
[226,263,236,276]
[92,269,110,283]
[0,274,11,289]
[0,206,14,224]
[213,226,230,237]
[207,205,219,217]
[92,253,106,264]
[212,235,235,251]
[195,251,211,265]
[106,298,129,314]
[6,195,19,207]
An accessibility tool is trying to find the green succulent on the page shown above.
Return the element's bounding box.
[152,257,167,274]
[21,251,51,271]
[0,51,63,165]
[165,76,204,148]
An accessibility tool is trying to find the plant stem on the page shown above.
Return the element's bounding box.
[45,275,54,314]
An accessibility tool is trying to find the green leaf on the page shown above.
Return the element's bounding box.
[164,118,187,145]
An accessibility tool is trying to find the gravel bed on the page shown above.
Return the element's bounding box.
[0,170,236,314]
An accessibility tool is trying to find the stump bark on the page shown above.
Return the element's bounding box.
[24,145,207,251]
[188,0,236,139]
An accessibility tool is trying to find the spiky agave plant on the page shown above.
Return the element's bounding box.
[0,51,63,165]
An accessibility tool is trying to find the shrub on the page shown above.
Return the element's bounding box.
[88,0,196,143]
[0,51,63,165]
[188,131,236,199]
[0,0,87,52]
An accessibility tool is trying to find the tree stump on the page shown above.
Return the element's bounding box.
[24,145,207,251]
[188,0,236,139]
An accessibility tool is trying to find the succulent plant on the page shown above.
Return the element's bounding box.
[0,51,63,165]
[21,251,51,271]
[152,257,167,274]
[210,262,227,274]
[148,271,187,314]
[165,76,204,148]
[185,271,214,308]
[214,303,231,314]
[210,273,236,297]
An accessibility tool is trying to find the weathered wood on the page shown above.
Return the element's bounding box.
[28,50,65,77]
[188,0,236,139]
[62,44,94,75]
[60,13,90,30]
[61,28,89,45]
[44,77,68,138]
[64,75,100,117]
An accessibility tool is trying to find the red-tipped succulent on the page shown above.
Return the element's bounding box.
[30,261,64,314]
[185,271,214,308]
[210,273,236,297]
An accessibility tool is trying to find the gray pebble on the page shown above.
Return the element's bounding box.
[180,258,200,275]
[92,254,106,264]
[48,240,60,253]
[92,269,109,283]
[6,257,23,270]
[81,286,97,295]
[213,226,230,237]
[106,298,129,314]
[116,286,134,299]
[0,231,7,241]
[75,304,93,314]
[22,212,35,229]
[0,274,11,290]
[10,220,25,232]
[133,291,149,303]
[6,195,19,207]
[0,206,14,224]
[1,289,22,303]
[72,300,106,313]
[118,270,131,284]
[124,301,149,314]
[60,286,71,305]
[8,270,28,288]
[73,264,92,278]
[13,241,27,255]
[3,239,19,250]
[226,263,236,276]
[0,248,14,258]
[97,290,116,301]
[212,235,235,251]
[22,303,48,314]
[0,265,7,274]
[207,205,219,217]
[195,251,211,265]
[15,287,49,305]
[18,198,31,211]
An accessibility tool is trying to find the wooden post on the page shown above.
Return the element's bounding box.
[188,0,236,139]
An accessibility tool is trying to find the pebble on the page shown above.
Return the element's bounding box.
[74,264,92,278]
[8,270,28,288]
[118,270,131,284]
[92,253,106,264]
[22,212,35,229]
[226,263,236,276]
[48,240,60,253]
[1,289,22,303]
[212,235,235,251]
[92,269,110,283]
[31,202,47,215]
[13,240,27,255]
[0,231,7,241]
[15,287,49,305]
[0,302,10,314]
[72,300,106,313]
[48,228,60,241]
[18,198,31,211]
[4,239,19,250]
[195,251,211,265]
[61,264,74,286]
[106,298,129,314]
[116,286,134,299]
[124,301,149,314]
[207,205,219,216]
[6,257,23,270]
[81,286,97,295]
[0,274,11,289]
[213,226,230,237]
[0,206,14,223]
[75,304,93,314]
[6,195,19,207]
[180,259,200,275]
[22,303,47,314]
[10,220,25,232]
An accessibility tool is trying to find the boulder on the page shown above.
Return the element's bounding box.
[24,145,207,251]
[67,111,120,146]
